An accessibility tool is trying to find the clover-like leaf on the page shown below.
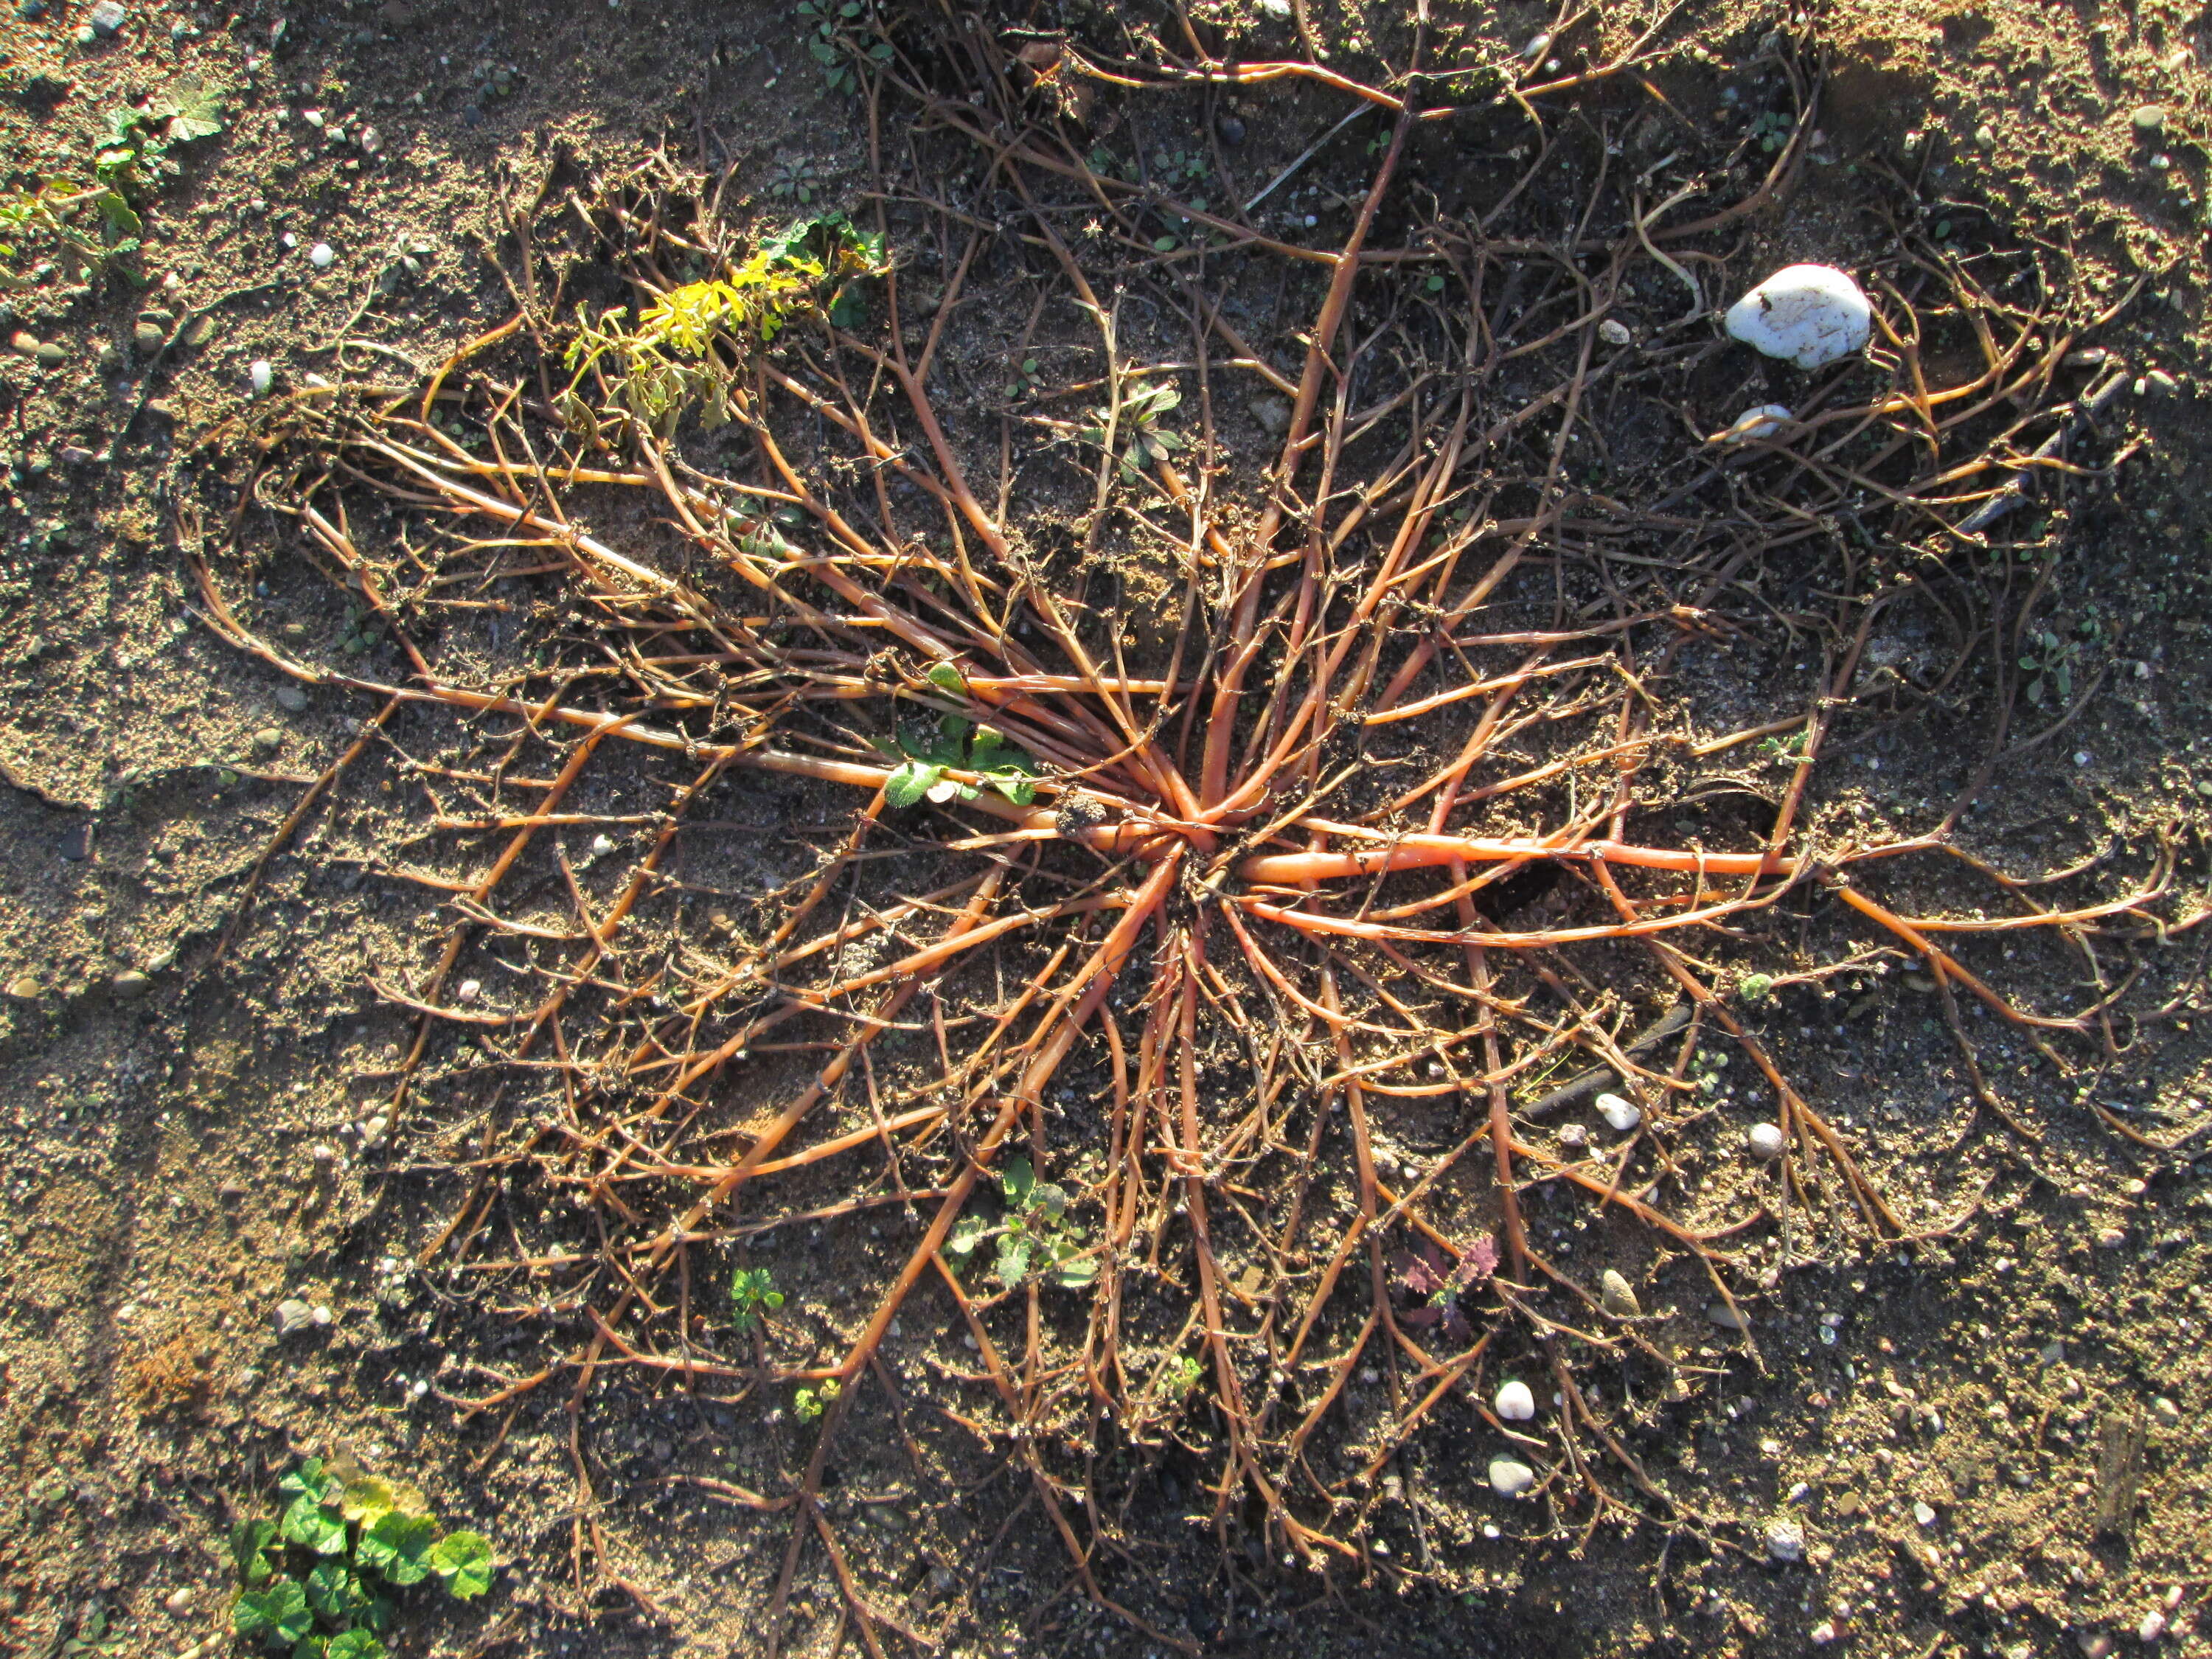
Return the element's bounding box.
[231,1518,280,1587]
[278,1459,333,1506]
[325,1631,386,1659]
[430,1530,495,1600]
[305,1562,367,1621]
[280,1492,349,1557]
[234,1579,313,1649]
[355,1512,437,1586]
[1029,1181,1067,1220]
[338,1476,400,1527]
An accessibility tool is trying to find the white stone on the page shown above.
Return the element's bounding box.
[308,242,335,269]
[1725,264,1871,369]
[1747,1122,1786,1159]
[1717,403,1793,444]
[1488,1457,1536,1498]
[1594,1092,1641,1133]
[248,359,273,397]
[1766,1517,1805,1562]
[1495,1380,1536,1421]
[1809,1621,1839,1645]
[1597,318,1632,346]
[2140,1610,2168,1644]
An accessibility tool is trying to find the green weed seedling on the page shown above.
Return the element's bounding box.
[561,213,886,434]
[793,1377,841,1422]
[1079,381,1183,481]
[230,1458,493,1659]
[58,1607,128,1658]
[943,1156,1096,1289]
[876,690,1041,810]
[729,1265,785,1332]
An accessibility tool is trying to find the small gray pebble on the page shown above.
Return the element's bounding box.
[251,726,283,754]
[34,341,66,369]
[134,320,166,353]
[275,682,310,712]
[88,0,125,32]
[111,969,150,998]
[274,1298,316,1335]
[1216,114,1246,147]
[1599,1268,1641,1318]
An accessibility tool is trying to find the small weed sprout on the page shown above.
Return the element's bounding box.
[1391,1237,1498,1344]
[58,1607,127,1659]
[877,703,1042,809]
[943,1157,1096,1289]
[729,1265,785,1332]
[794,1377,842,1422]
[230,1458,493,1658]
[1080,380,1183,481]
[1739,971,1775,1004]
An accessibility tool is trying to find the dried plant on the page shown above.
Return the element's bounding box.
[190,7,2181,1645]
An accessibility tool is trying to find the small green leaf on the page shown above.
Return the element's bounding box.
[1029,1182,1068,1220]
[234,1579,313,1648]
[1000,1155,1034,1207]
[945,1214,990,1265]
[987,773,1037,806]
[925,661,966,696]
[280,1493,349,1557]
[1738,973,1774,1004]
[290,1637,328,1659]
[278,1459,332,1504]
[1152,235,1178,252]
[305,1562,366,1621]
[884,759,941,809]
[356,1512,437,1586]
[995,1235,1032,1284]
[1425,271,1446,293]
[231,1518,280,1586]
[430,1531,495,1599]
[338,1477,400,1526]
[1047,1238,1097,1288]
[325,1632,386,1659]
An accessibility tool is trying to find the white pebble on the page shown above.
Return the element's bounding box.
[1597,318,1632,346]
[1725,264,1872,369]
[308,242,335,269]
[591,833,616,858]
[1520,29,1552,60]
[456,978,481,1005]
[1593,1092,1641,1133]
[1557,1123,1587,1150]
[1746,1122,1786,1159]
[1488,1457,1536,1498]
[248,359,273,397]
[1766,1517,1805,1562]
[2140,1610,2168,1644]
[1495,1380,1536,1422]
[1809,1621,1838,1644]
[1913,1500,1936,1527]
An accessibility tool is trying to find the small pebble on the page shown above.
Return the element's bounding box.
[358,1114,389,1149]
[1913,1500,1937,1528]
[251,727,283,755]
[164,1588,194,1616]
[1599,1269,1640,1318]
[1707,1302,1746,1331]
[1215,114,1246,147]
[275,681,309,712]
[2078,1634,2112,1658]
[1594,1092,1641,1133]
[2152,1397,2181,1427]
[1487,1457,1535,1498]
[309,243,335,269]
[2139,1610,2168,1644]
[1597,318,1632,346]
[1495,1380,1536,1421]
[7,975,41,1001]
[249,358,274,397]
[111,969,150,998]
[2095,1225,2126,1249]
[1248,394,1293,436]
[1809,1621,1838,1646]
[590,833,616,858]
[2133,104,2168,135]
[134,320,167,353]
[34,341,66,369]
[88,0,125,34]
[1747,1122,1786,1159]
[1557,1122,1587,1150]
[274,1298,317,1335]
[1766,1517,1806,1562]
[1717,403,1793,445]
[455,978,481,1005]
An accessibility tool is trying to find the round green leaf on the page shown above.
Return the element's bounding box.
[356,1512,437,1586]
[430,1530,495,1600]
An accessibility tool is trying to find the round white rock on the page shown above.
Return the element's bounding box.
[1747,1121,1786,1160]
[1725,265,1871,369]
[1489,1457,1537,1498]
[1495,1379,1536,1422]
[1594,1091,1642,1133]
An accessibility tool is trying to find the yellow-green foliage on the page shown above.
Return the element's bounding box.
[561,213,887,435]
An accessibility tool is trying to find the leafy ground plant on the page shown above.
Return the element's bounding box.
[230,1458,491,1658]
